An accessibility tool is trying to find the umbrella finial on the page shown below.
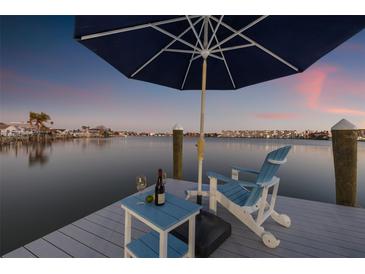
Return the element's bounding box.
[201,49,210,59]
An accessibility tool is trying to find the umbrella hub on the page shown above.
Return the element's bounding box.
[200,49,210,60]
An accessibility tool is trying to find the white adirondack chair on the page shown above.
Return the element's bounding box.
[207,145,292,248]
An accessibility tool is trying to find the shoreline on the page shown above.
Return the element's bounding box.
[0,135,340,146]
[2,134,365,146]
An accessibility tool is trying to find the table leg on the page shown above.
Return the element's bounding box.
[159,231,168,258]
[124,210,132,258]
[188,216,196,258]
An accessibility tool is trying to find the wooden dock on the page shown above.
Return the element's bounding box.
[3,179,365,258]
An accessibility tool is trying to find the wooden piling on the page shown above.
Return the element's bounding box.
[331,119,358,207]
[173,124,183,180]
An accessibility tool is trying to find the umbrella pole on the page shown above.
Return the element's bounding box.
[197,16,209,205]
[197,58,207,205]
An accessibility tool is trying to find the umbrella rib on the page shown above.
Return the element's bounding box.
[207,15,224,49]
[186,16,204,49]
[210,16,299,72]
[181,19,205,90]
[192,55,202,61]
[210,43,254,53]
[210,54,224,60]
[80,16,200,40]
[209,15,269,52]
[208,19,236,89]
[130,17,204,78]
[164,49,197,54]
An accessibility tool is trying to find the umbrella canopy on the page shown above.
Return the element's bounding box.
[74,15,365,203]
[75,16,365,90]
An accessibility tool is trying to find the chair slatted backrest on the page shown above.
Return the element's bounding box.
[256,145,292,185]
[243,146,291,207]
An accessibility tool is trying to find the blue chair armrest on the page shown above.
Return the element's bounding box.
[232,166,260,175]
[207,171,259,188]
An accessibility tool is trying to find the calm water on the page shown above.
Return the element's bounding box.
[1,137,364,255]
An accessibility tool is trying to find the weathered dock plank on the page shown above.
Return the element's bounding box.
[59,224,123,258]
[43,231,107,258]
[25,238,71,258]
[2,247,37,258]
[73,218,125,246]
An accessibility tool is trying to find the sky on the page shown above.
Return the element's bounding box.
[0,16,364,132]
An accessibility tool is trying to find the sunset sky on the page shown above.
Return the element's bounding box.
[1,16,364,131]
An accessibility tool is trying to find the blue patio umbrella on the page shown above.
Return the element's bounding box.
[74,15,365,205]
[74,15,365,257]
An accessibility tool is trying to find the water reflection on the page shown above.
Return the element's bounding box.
[77,137,112,151]
[1,141,52,166]
[28,142,51,167]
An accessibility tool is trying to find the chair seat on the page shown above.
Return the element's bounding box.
[217,182,252,207]
[186,182,253,206]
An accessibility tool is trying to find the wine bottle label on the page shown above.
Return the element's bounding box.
[158,193,165,204]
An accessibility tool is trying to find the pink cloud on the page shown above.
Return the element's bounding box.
[295,65,337,109]
[255,112,298,120]
[325,108,365,116]
[278,64,365,117]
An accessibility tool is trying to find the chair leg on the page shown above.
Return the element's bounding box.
[237,210,265,237]
[271,210,291,228]
[242,211,280,248]
[261,232,280,248]
[256,187,269,225]
[264,182,291,228]
[264,202,291,228]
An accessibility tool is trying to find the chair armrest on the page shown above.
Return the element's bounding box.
[232,166,260,175]
[207,171,259,188]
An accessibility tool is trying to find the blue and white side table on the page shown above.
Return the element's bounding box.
[121,190,202,258]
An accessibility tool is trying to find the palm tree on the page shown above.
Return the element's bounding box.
[28,111,37,126]
[28,111,52,131]
[38,112,51,130]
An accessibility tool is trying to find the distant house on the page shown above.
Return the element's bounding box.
[0,123,9,135]
[0,125,23,136]
[0,122,37,136]
[53,129,68,136]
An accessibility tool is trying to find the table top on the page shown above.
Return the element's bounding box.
[121,190,202,231]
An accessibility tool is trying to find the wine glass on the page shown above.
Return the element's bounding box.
[136,175,147,193]
[135,175,147,205]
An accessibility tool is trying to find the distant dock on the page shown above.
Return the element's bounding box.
[3,179,365,258]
